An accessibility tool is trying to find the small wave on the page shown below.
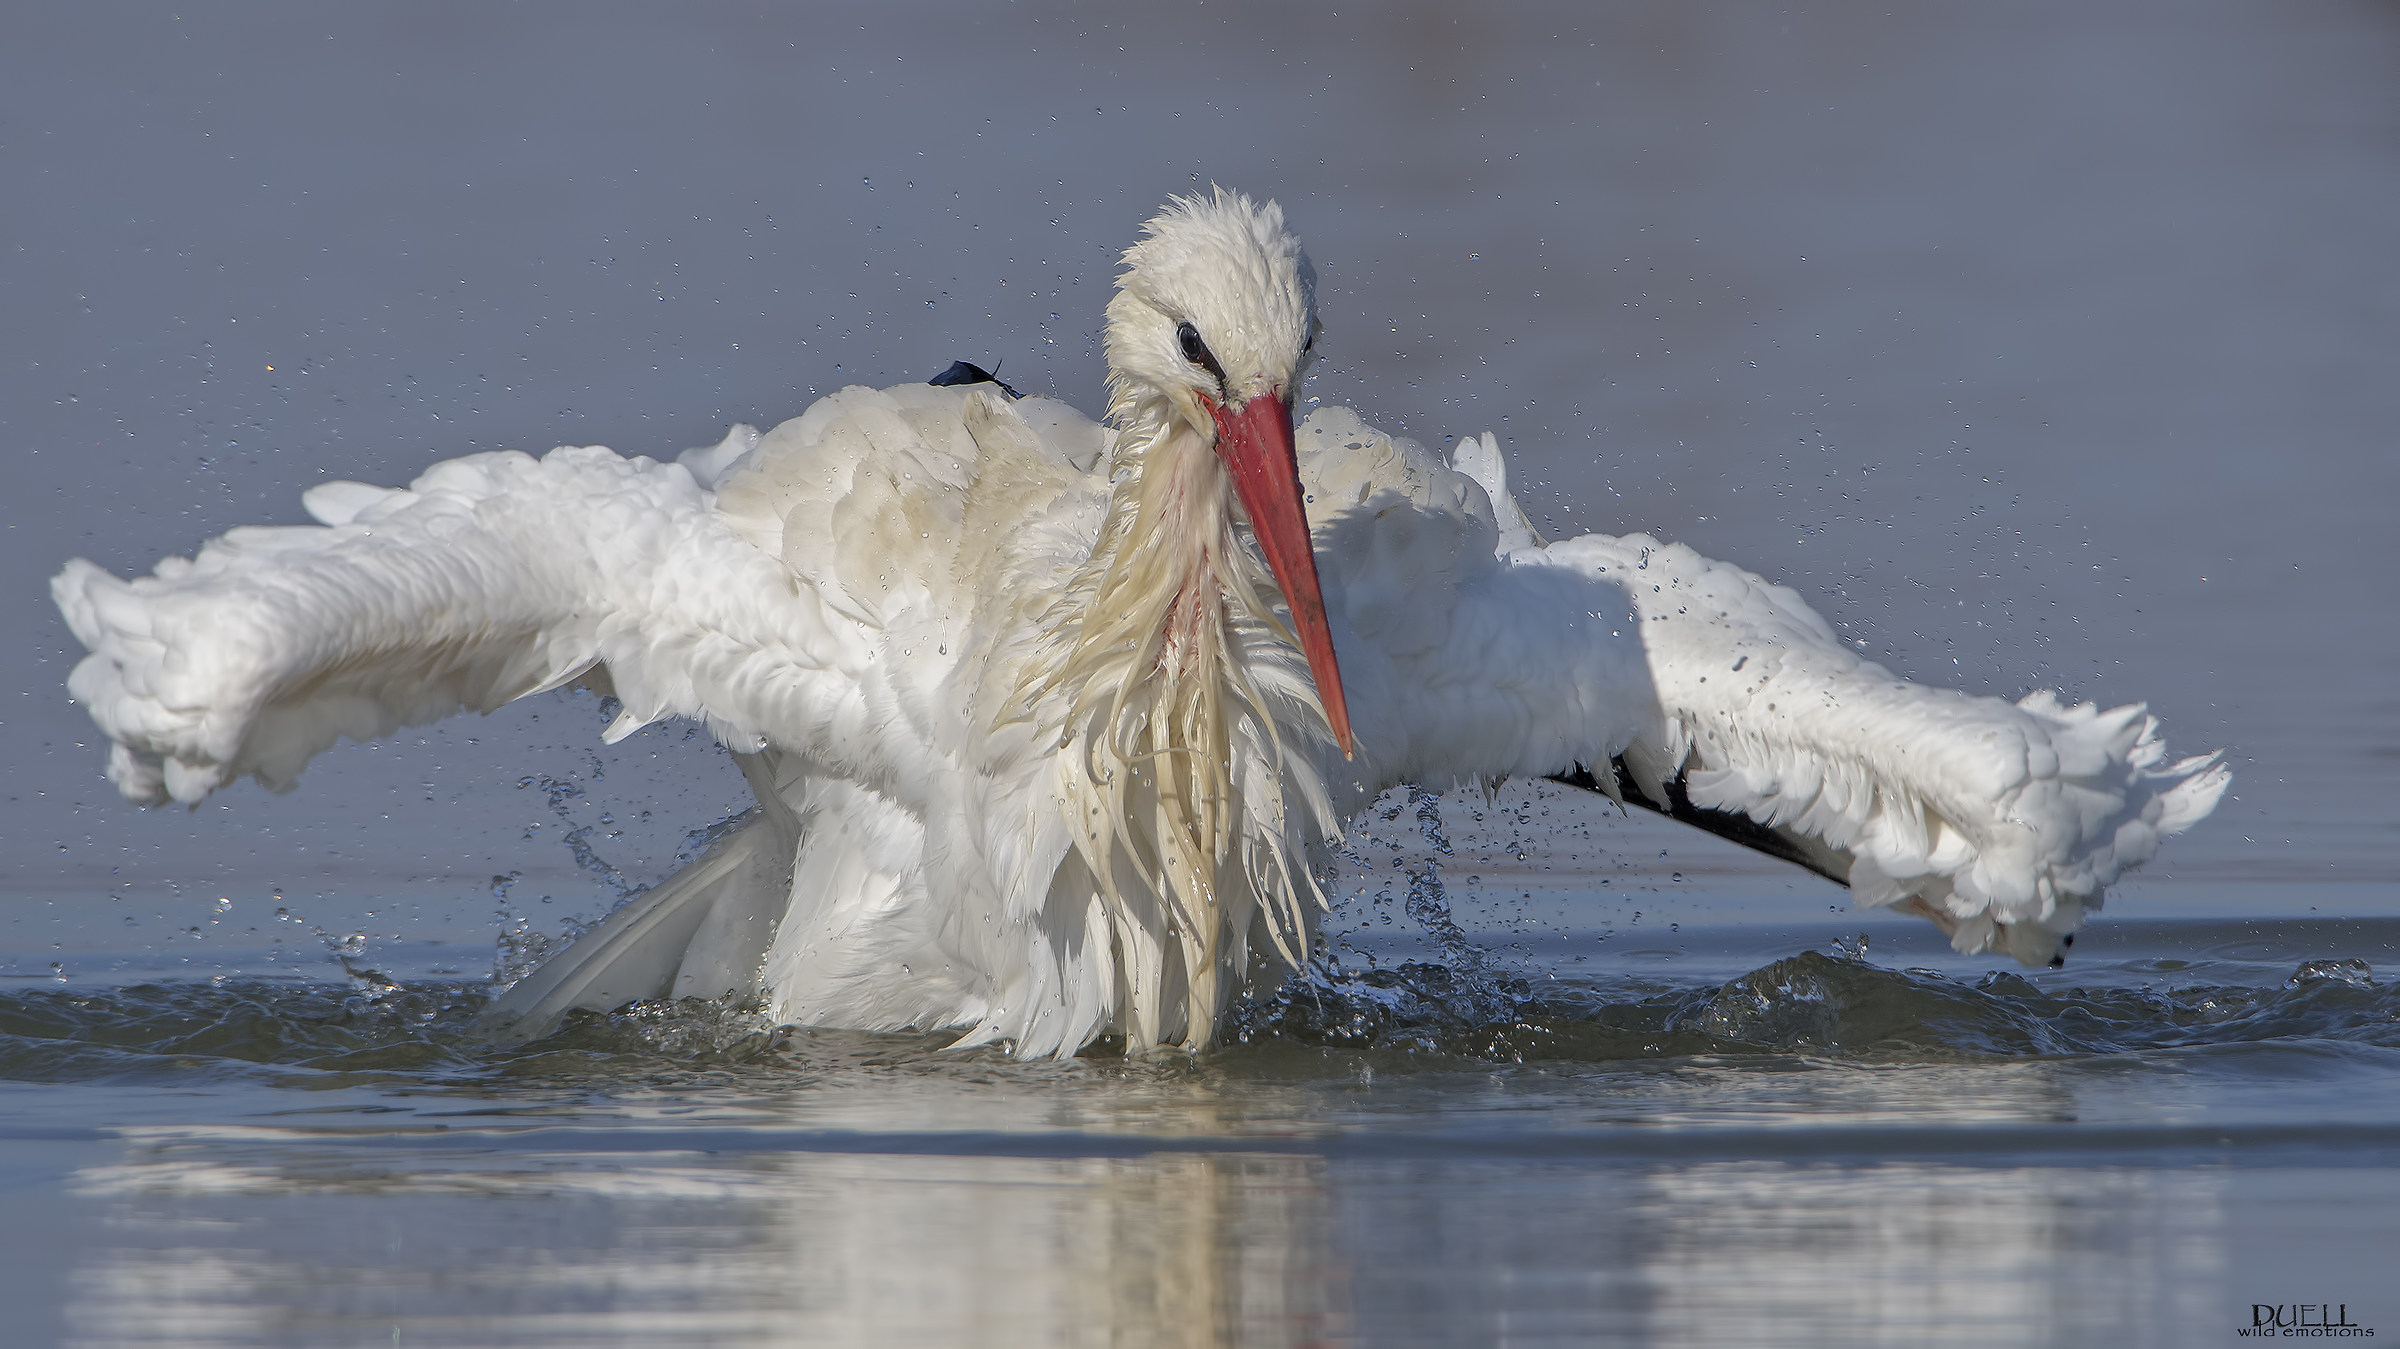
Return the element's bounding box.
[0,978,1044,1092]
[0,979,489,1087]
[3,949,2394,1088]
[1229,949,2400,1064]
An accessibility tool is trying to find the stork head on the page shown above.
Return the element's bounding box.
[1104,189,1321,431]
[1102,189,1351,755]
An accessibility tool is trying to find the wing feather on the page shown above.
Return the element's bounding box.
[54,443,839,805]
[1321,415,2228,965]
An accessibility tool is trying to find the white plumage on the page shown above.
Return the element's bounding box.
[52,191,2228,1056]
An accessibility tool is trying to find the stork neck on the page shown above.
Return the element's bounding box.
[1021,394,1321,1052]
[1125,422,1232,663]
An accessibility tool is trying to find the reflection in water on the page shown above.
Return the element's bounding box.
[68,1140,1341,1348]
[64,1126,2226,1347]
[1628,1164,2222,1347]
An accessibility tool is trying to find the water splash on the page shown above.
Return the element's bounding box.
[2289,958,2374,989]
[561,825,639,900]
[674,811,752,868]
[494,757,754,984]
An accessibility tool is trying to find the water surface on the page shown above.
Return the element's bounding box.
[6,902,2398,1346]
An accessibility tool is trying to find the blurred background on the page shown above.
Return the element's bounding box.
[4,2,2395,977]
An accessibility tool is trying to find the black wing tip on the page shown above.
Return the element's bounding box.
[1546,759,1853,891]
[926,360,1023,399]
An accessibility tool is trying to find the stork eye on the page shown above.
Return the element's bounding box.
[1176,321,1226,386]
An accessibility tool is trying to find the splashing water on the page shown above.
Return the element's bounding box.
[489,745,752,985]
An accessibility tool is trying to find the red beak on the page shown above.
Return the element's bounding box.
[1208,392,1354,758]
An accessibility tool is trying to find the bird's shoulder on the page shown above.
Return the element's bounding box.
[1296,406,1511,655]
[1296,405,1493,525]
[703,383,1110,626]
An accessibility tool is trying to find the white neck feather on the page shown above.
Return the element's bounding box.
[1022,399,1333,1051]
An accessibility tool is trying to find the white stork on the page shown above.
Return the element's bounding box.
[51,190,2228,1056]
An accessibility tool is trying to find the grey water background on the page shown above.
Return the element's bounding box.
[2,3,2396,1346]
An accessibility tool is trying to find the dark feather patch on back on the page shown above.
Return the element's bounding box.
[926,361,1022,399]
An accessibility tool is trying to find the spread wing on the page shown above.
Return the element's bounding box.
[52,430,850,807]
[52,382,1110,813]
[1300,411,2229,964]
